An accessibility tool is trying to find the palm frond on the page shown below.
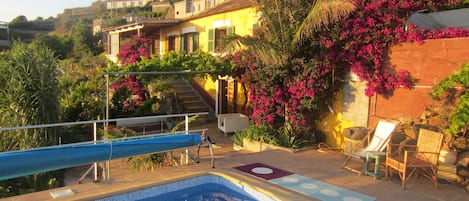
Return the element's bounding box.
[224,35,287,65]
[294,0,356,44]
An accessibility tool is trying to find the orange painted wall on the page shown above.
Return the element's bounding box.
[369,37,469,125]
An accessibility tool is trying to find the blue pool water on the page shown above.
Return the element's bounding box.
[139,183,255,201]
[97,174,278,201]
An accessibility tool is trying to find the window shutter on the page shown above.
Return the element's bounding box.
[252,23,259,35]
[208,29,214,52]
[193,32,199,51]
[227,26,235,35]
[180,34,186,52]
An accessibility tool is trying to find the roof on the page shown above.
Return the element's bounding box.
[102,0,255,33]
[103,19,182,33]
[185,0,255,21]
[409,8,469,30]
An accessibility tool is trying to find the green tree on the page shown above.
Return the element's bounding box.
[0,42,61,198]
[9,15,30,28]
[0,42,60,150]
[69,19,104,58]
[31,34,73,60]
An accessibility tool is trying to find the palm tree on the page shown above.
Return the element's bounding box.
[226,0,355,65]
[224,0,355,137]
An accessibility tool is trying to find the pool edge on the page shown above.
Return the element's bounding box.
[61,170,316,201]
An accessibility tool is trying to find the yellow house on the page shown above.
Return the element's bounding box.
[103,0,354,148]
[104,0,256,114]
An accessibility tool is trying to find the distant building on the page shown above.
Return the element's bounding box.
[0,21,11,50]
[107,0,154,9]
[58,1,106,19]
[173,0,222,19]
[93,19,106,35]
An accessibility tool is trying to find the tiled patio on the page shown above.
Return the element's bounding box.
[2,121,467,201]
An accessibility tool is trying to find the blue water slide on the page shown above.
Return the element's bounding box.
[0,133,201,181]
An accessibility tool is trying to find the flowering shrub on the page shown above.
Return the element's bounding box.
[110,75,148,111]
[321,0,469,96]
[117,35,153,66]
[230,0,469,130]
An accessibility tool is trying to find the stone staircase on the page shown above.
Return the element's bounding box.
[166,79,215,118]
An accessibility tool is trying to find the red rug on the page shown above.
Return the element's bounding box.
[233,163,293,180]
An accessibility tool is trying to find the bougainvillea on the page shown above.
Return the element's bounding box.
[230,0,469,130]
[110,75,148,111]
[117,35,153,66]
[113,35,154,112]
[321,0,469,96]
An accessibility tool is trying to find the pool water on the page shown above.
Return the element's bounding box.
[97,174,278,201]
[139,183,256,201]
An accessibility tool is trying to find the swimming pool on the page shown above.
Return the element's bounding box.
[97,174,279,201]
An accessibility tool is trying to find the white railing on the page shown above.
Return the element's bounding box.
[0,112,208,182]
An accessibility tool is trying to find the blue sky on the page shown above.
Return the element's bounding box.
[0,0,97,22]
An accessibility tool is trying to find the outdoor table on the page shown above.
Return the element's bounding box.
[364,151,386,179]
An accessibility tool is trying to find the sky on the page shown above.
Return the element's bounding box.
[0,0,97,23]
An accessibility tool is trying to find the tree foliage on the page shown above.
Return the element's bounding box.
[0,42,60,150]
[226,0,355,129]
[432,63,469,136]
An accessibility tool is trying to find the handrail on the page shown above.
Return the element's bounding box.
[0,112,209,182]
[0,112,208,131]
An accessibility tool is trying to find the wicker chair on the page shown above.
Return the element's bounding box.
[385,129,444,190]
[342,120,398,174]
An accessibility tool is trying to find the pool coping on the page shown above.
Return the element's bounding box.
[59,170,316,201]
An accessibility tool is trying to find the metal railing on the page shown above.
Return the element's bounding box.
[0,112,208,182]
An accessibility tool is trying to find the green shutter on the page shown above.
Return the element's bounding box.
[227,26,235,35]
[180,34,185,52]
[193,32,199,51]
[208,29,214,52]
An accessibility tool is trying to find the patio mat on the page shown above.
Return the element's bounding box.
[234,163,376,201]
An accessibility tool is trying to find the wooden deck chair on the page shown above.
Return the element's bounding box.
[385,129,444,190]
[342,120,398,175]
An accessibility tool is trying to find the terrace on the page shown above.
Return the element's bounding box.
[2,121,466,201]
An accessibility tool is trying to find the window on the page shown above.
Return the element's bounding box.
[208,27,234,53]
[215,28,227,52]
[186,0,193,13]
[180,32,199,53]
[110,33,119,55]
[168,35,176,51]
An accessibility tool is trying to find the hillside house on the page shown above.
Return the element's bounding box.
[107,0,154,9]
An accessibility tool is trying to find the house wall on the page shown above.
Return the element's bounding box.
[174,0,225,19]
[160,6,257,53]
[318,89,355,148]
[159,6,257,113]
[368,37,469,130]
